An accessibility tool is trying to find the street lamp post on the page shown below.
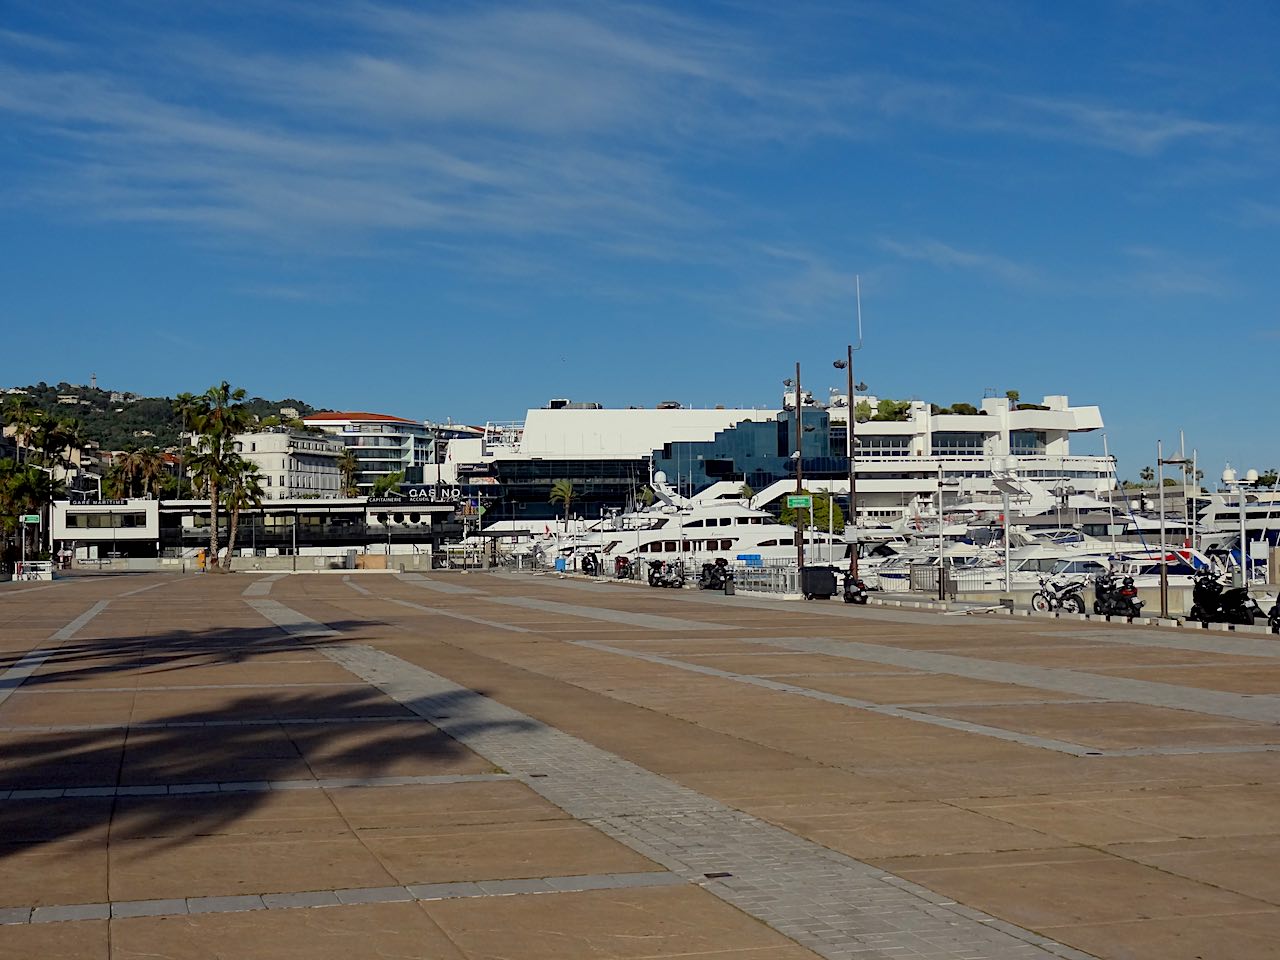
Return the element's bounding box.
[788,364,805,572]
[1222,465,1258,587]
[1157,444,1189,618]
[832,276,865,577]
[992,457,1019,594]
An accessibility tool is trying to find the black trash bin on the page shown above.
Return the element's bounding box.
[799,565,838,600]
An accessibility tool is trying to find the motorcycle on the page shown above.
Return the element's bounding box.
[1031,576,1087,614]
[842,571,869,605]
[697,558,731,591]
[647,559,686,589]
[1092,572,1144,619]
[614,556,633,580]
[580,552,600,577]
[1189,570,1265,626]
[1270,601,1280,635]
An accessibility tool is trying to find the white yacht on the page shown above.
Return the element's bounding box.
[525,471,847,567]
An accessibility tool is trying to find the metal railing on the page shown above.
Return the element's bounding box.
[730,564,799,595]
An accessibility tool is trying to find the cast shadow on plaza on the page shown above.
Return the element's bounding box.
[0,622,532,855]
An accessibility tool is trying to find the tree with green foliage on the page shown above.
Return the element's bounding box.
[549,478,575,530]
[739,481,754,503]
[1258,469,1279,487]
[372,471,404,496]
[779,489,845,533]
[185,382,252,571]
[1006,390,1020,406]
[223,457,264,567]
[1139,466,1155,486]
[872,399,911,421]
[337,450,360,497]
[853,400,873,423]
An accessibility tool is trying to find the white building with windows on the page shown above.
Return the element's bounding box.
[232,430,344,500]
[302,412,434,494]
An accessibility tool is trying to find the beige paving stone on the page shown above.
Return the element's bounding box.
[762,799,1061,858]
[668,652,901,675]
[795,672,1086,704]
[918,700,1280,749]
[0,917,107,960]
[876,845,1275,928]
[327,780,569,831]
[111,901,467,960]
[424,884,823,959]
[1039,911,1280,960]
[107,835,398,901]
[283,720,494,779]
[1088,662,1280,694]
[110,790,350,841]
[0,840,108,908]
[1104,835,1280,905]
[361,819,661,885]
[0,690,135,725]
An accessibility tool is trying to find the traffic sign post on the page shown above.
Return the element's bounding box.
[785,495,812,509]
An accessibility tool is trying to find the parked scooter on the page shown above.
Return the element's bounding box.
[647,559,686,589]
[842,571,869,605]
[580,552,600,577]
[697,558,731,590]
[1189,570,1265,625]
[1092,572,1144,619]
[1270,600,1280,634]
[614,556,633,580]
[1031,576,1087,614]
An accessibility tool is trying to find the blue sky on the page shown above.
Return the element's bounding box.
[1,1,1277,480]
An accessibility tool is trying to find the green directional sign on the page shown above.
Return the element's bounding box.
[20,515,40,524]
[785,495,812,509]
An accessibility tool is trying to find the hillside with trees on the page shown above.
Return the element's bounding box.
[2,382,320,451]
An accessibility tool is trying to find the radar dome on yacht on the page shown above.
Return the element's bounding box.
[653,471,668,484]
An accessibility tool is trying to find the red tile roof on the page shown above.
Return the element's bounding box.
[303,411,417,424]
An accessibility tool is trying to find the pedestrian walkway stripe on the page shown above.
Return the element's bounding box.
[0,600,111,708]
[396,572,487,595]
[0,871,686,925]
[242,573,288,597]
[573,639,1101,757]
[0,773,511,801]
[488,595,732,631]
[387,597,532,633]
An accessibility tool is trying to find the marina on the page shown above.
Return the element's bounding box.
[2,568,1279,959]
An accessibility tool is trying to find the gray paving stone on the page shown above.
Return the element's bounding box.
[111,898,189,919]
[31,903,110,923]
[334,886,413,904]
[62,786,118,797]
[476,878,553,896]
[116,785,166,796]
[0,907,31,924]
[8,788,64,799]
[262,890,342,909]
[169,782,220,794]
[186,895,266,914]
[406,881,484,900]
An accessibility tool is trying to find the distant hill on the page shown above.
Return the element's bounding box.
[2,382,321,451]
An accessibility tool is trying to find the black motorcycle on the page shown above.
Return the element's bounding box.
[647,559,686,589]
[580,552,600,577]
[1189,570,1264,626]
[1270,600,1280,635]
[1092,572,1144,619]
[697,558,731,591]
[842,571,869,604]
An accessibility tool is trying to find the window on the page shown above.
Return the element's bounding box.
[857,435,911,457]
[931,431,986,456]
[1011,430,1046,456]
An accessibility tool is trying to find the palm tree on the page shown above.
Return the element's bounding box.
[549,478,575,532]
[185,382,252,571]
[2,399,41,463]
[223,456,264,569]
[173,391,199,498]
[337,449,360,497]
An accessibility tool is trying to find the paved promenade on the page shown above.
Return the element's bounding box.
[2,570,1278,959]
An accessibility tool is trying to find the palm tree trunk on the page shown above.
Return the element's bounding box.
[208,479,221,571]
[227,504,241,573]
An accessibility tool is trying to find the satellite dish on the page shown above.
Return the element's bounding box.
[653,471,668,484]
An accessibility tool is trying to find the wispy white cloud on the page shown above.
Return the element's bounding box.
[878,237,1038,286]
[1120,245,1227,297]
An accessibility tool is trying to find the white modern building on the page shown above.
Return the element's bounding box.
[303,412,435,494]
[426,394,1113,526]
[232,429,345,500]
